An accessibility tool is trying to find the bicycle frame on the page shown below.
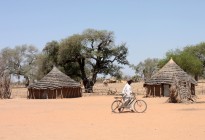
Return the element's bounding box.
[111,93,147,113]
[121,96,136,108]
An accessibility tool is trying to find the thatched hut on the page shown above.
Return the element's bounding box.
[28,66,82,99]
[144,58,197,102]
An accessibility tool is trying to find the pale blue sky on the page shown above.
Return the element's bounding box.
[1,0,205,75]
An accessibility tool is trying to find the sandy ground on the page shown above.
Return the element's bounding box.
[1,82,205,140]
[0,94,205,140]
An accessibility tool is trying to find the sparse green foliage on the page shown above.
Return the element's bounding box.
[38,41,60,76]
[184,43,205,78]
[158,44,204,80]
[132,58,159,80]
[58,35,85,81]
[57,29,129,84]
[0,45,39,86]
[43,41,59,65]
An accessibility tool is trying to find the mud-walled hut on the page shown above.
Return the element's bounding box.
[143,58,197,100]
[28,66,82,99]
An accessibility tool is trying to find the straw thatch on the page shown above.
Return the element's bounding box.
[28,66,82,99]
[144,58,197,85]
[144,58,197,102]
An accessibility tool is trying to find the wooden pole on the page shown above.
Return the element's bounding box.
[61,88,63,99]
[27,89,29,99]
[56,89,57,99]
[70,88,73,98]
[52,89,54,99]
[149,87,151,97]
[39,89,40,99]
[159,86,162,97]
[47,89,49,99]
[33,89,35,99]
[66,88,69,98]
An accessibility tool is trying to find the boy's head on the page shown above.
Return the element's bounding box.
[127,79,133,85]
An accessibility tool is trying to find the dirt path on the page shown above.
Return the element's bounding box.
[0,95,205,140]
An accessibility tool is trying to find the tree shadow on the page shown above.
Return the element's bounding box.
[177,108,205,111]
[195,101,205,104]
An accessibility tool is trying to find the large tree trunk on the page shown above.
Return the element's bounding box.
[77,58,86,87]
[194,74,198,81]
[91,71,98,85]
[24,76,30,87]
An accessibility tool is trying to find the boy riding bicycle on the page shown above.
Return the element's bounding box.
[118,79,134,112]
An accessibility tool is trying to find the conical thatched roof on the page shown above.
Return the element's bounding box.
[28,66,81,89]
[144,58,197,85]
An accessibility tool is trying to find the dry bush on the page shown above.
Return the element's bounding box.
[11,87,28,99]
[196,80,205,95]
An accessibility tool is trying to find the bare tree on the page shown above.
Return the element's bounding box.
[0,54,11,99]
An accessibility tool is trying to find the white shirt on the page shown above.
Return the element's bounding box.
[122,83,132,97]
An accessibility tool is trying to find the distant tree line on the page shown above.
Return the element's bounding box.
[132,42,205,81]
[1,28,205,88]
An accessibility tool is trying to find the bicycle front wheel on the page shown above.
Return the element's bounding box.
[134,100,147,113]
[111,100,123,113]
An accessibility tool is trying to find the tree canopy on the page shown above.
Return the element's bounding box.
[41,29,129,85]
[158,44,204,80]
[0,45,39,86]
[131,58,159,80]
[132,42,205,81]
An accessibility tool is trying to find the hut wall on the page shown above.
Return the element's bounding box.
[191,84,195,95]
[145,85,155,97]
[28,87,82,99]
[151,85,161,97]
[145,85,165,97]
[32,89,41,99]
[33,89,45,99]
[62,88,68,98]
[56,89,62,99]
[163,84,170,97]
[154,85,161,97]
[28,89,32,99]
[161,84,164,96]
[145,85,151,97]
[150,86,155,97]
[48,89,54,99]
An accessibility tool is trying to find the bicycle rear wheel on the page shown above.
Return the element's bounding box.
[111,100,123,113]
[134,100,147,113]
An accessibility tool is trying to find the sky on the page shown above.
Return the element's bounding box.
[1,0,205,76]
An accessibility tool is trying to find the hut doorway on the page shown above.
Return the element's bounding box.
[163,85,169,97]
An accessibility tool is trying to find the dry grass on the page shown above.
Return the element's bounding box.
[196,81,205,95]
[92,82,146,95]
[11,87,28,99]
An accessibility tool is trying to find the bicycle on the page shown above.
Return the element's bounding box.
[111,93,147,113]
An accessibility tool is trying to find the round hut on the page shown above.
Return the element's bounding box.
[144,58,197,102]
[28,66,82,99]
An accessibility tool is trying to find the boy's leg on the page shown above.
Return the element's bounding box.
[124,97,130,106]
